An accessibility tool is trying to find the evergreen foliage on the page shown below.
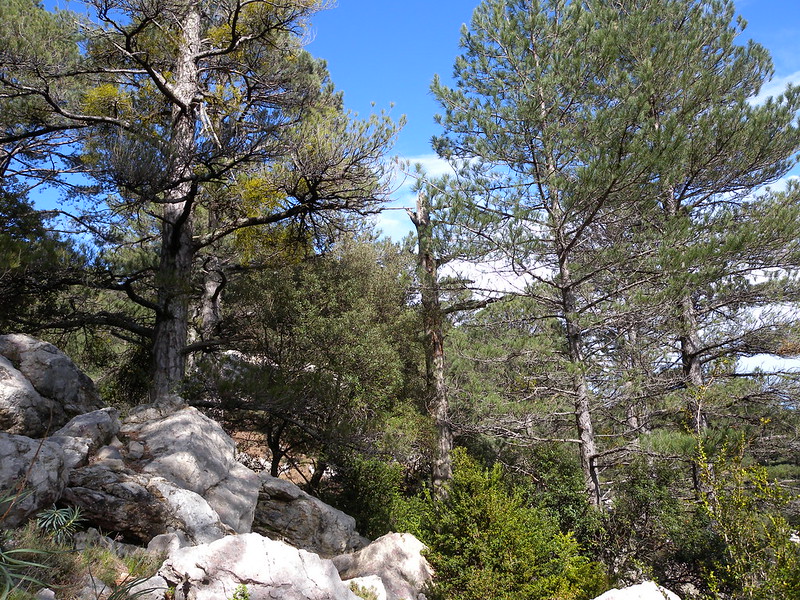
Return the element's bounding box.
[413,448,607,600]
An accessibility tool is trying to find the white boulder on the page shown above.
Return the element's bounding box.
[49,408,120,469]
[254,474,368,557]
[593,581,681,600]
[333,533,433,600]
[0,432,67,526]
[121,404,259,534]
[0,334,103,437]
[159,532,361,600]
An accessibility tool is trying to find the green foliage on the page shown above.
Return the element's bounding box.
[0,542,50,600]
[0,191,86,332]
[0,521,82,599]
[518,444,603,547]
[202,235,422,474]
[698,441,800,600]
[414,448,607,600]
[35,505,83,546]
[95,342,152,409]
[320,456,406,540]
[348,581,379,600]
[600,457,724,592]
[230,583,250,600]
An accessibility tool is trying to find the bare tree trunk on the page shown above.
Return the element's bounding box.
[409,194,453,498]
[559,261,601,507]
[150,2,201,402]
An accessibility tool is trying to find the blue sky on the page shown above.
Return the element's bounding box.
[306,0,800,239]
[308,0,800,157]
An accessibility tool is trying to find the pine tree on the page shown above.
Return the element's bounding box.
[0,0,401,401]
[430,0,800,504]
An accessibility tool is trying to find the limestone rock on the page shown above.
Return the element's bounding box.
[49,408,120,469]
[0,432,67,527]
[121,404,259,533]
[74,527,145,558]
[73,574,110,600]
[592,581,681,600]
[0,355,65,437]
[63,465,229,545]
[147,532,190,557]
[159,532,361,600]
[126,575,170,600]
[334,533,433,600]
[147,477,230,544]
[52,408,120,443]
[0,334,103,435]
[254,474,368,557]
[62,464,175,543]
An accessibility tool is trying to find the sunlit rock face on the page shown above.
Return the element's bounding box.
[0,334,103,437]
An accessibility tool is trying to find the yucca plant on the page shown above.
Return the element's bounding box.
[0,541,51,598]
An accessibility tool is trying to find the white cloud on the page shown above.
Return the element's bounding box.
[738,354,800,373]
[372,210,414,242]
[749,70,800,105]
[440,257,532,296]
[758,174,800,195]
[402,154,457,179]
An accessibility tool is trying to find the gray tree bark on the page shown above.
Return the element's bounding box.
[409,193,453,498]
[150,1,201,401]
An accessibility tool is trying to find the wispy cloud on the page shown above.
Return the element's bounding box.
[749,70,800,105]
[374,154,458,240]
[402,154,456,179]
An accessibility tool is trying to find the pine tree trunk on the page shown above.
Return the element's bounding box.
[679,294,707,430]
[150,2,201,402]
[410,194,453,498]
[663,189,710,496]
[560,262,601,507]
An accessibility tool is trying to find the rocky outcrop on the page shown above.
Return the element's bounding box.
[62,465,177,542]
[49,408,120,469]
[121,404,260,534]
[0,335,421,600]
[0,334,103,437]
[592,581,681,600]
[333,533,433,600]
[254,474,369,558]
[0,432,68,527]
[62,465,230,545]
[159,532,361,600]
[55,403,260,544]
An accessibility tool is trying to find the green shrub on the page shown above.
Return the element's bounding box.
[230,583,250,600]
[698,442,800,600]
[518,443,604,551]
[600,457,724,591]
[415,448,607,600]
[349,581,379,600]
[320,455,406,539]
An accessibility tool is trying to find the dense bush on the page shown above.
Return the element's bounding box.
[320,455,408,540]
[698,444,800,600]
[411,448,607,600]
[599,457,724,592]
